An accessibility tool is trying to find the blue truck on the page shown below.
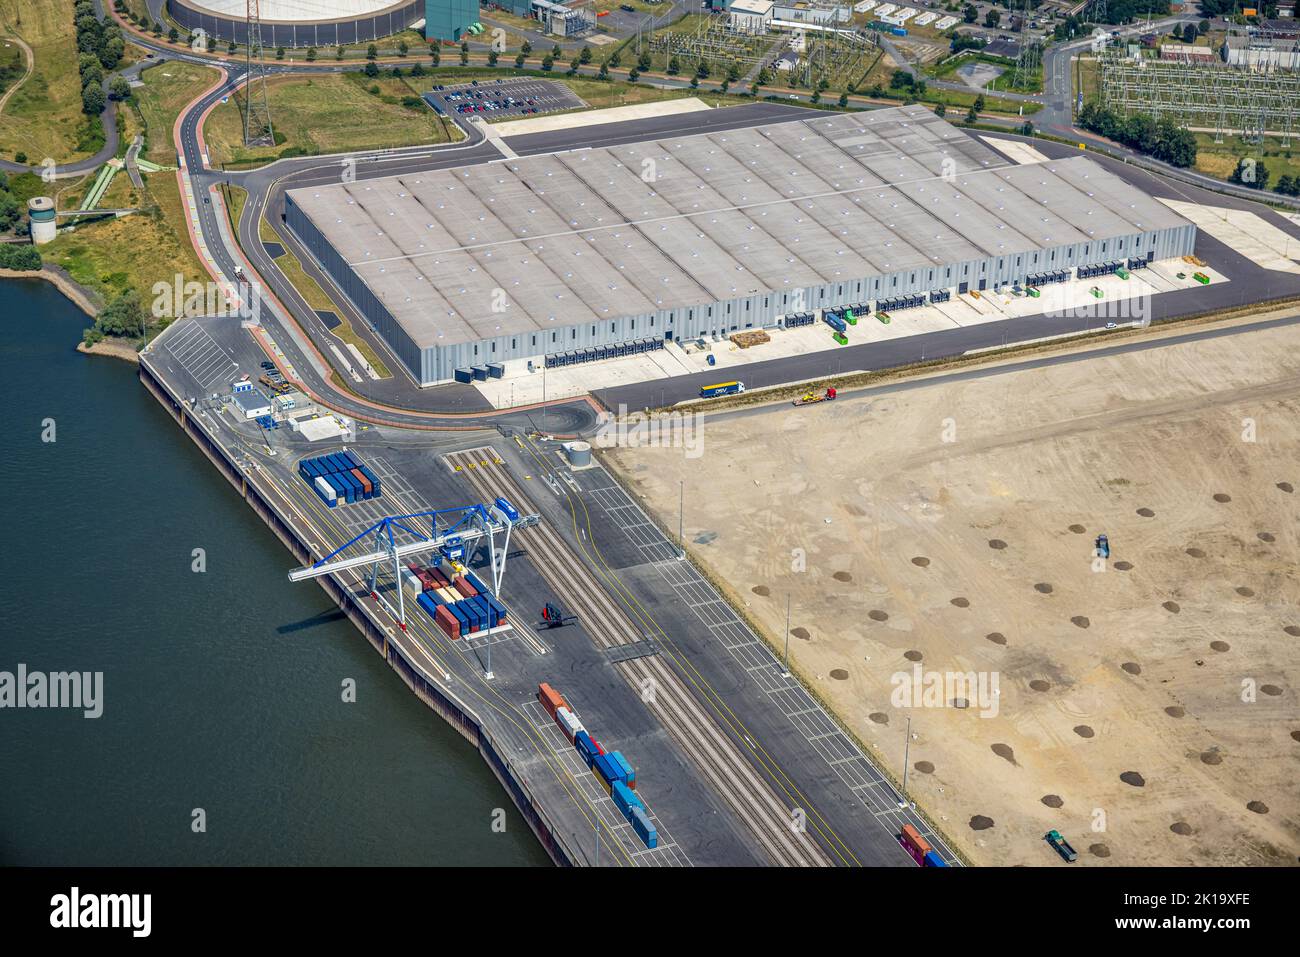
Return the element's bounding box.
[699,380,745,399]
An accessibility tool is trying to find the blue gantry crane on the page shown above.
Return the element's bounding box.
[286,500,537,630]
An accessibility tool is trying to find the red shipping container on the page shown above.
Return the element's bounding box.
[454,575,478,598]
[538,683,567,718]
[434,604,460,640]
[429,568,449,588]
[901,823,932,863]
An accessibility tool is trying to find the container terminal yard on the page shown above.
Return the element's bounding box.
[139,312,960,866]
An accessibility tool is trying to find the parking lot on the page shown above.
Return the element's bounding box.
[422,78,586,121]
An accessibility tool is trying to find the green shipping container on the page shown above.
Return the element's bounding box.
[833,332,848,345]
[876,312,891,324]
[1026,287,1040,297]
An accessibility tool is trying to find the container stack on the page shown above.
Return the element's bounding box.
[537,683,656,849]
[900,822,945,867]
[408,562,507,639]
[299,451,382,508]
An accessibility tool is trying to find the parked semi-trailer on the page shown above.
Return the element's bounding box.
[700,380,745,398]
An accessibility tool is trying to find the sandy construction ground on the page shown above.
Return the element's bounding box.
[605,320,1300,866]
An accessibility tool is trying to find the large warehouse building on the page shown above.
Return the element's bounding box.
[168,0,475,46]
[284,105,1197,386]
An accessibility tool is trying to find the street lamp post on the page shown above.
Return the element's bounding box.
[900,714,912,808]
[782,593,791,677]
[677,479,685,560]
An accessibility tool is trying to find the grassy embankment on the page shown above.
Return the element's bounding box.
[204,72,463,168]
[39,61,217,316]
[0,0,100,163]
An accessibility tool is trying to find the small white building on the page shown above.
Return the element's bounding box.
[730,0,774,34]
[231,387,273,419]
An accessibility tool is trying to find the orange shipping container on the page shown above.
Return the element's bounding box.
[901,823,932,858]
[538,683,567,718]
[350,468,373,496]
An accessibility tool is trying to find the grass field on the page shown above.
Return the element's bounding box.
[1193,133,1300,189]
[0,0,95,163]
[204,72,462,168]
[133,60,221,164]
[41,174,207,309]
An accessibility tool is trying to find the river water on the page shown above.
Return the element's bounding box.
[0,278,548,866]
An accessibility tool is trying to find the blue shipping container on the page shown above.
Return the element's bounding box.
[416,593,439,618]
[630,806,657,849]
[448,602,470,634]
[339,450,360,469]
[609,751,635,788]
[924,850,948,868]
[494,497,520,521]
[592,753,625,794]
[334,470,359,504]
[574,731,596,767]
[611,780,643,821]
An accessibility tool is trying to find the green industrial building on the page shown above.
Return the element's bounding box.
[425,0,481,41]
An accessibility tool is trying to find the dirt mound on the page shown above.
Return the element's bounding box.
[1071,615,1090,629]
[1041,794,1064,808]
[1034,582,1053,594]
[989,539,1007,550]
[911,556,930,567]
[914,760,935,774]
[1120,771,1146,787]
[991,743,1017,765]
[868,609,889,621]
[833,571,853,583]
[1122,662,1141,675]
[950,596,970,608]
[903,650,923,662]
[1074,725,1095,738]
[1136,507,1156,517]
[1029,679,1051,692]
[751,585,770,596]
[985,632,1007,645]
[830,668,849,680]
[969,815,995,831]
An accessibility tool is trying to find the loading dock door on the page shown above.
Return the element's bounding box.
[958,281,969,294]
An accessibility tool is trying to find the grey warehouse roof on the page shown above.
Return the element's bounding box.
[286,105,1192,350]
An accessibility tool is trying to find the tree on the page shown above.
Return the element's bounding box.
[727,62,740,83]
[1230,156,1269,190]
[337,45,346,60]
[609,50,621,69]
[580,46,592,64]
[305,47,317,62]
[430,46,440,67]
[367,44,378,60]
[838,91,849,107]
[364,60,380,78]
[984,8,1000,28]
[398,39,409,57]
[411,62,426,77]
[963,3,977,23]
[628,67,639,82]
[1182,23,1196,42]
[568,57,580,75]
[521,40,532,56]
[168,27,179,43]
[552,44,562,60]
[109,74,131,101]
[1276,174,1298,196]
[1197,19,1210,34]
[228,40,237,54]
[95,289,146,338]
[275,46,285,60]
[934,102,947,117]
[689,75,699,89]
[639,51,652,72]
[487,50,499,66]
[0,244,41,271]
[461,48,470,66]
[543,55,555,71]
[82,82,105,116]
[514,52,525,68]
[667,55,681,75]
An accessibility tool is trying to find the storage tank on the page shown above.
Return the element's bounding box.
[564,441,592,468]
[28,197,57,245]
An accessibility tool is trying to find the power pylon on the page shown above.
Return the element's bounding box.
[243,0,274,146]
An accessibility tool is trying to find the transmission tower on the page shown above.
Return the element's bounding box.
[1091,0,1107,26]
[243,0,274,146]
[1011,0,1040,91]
